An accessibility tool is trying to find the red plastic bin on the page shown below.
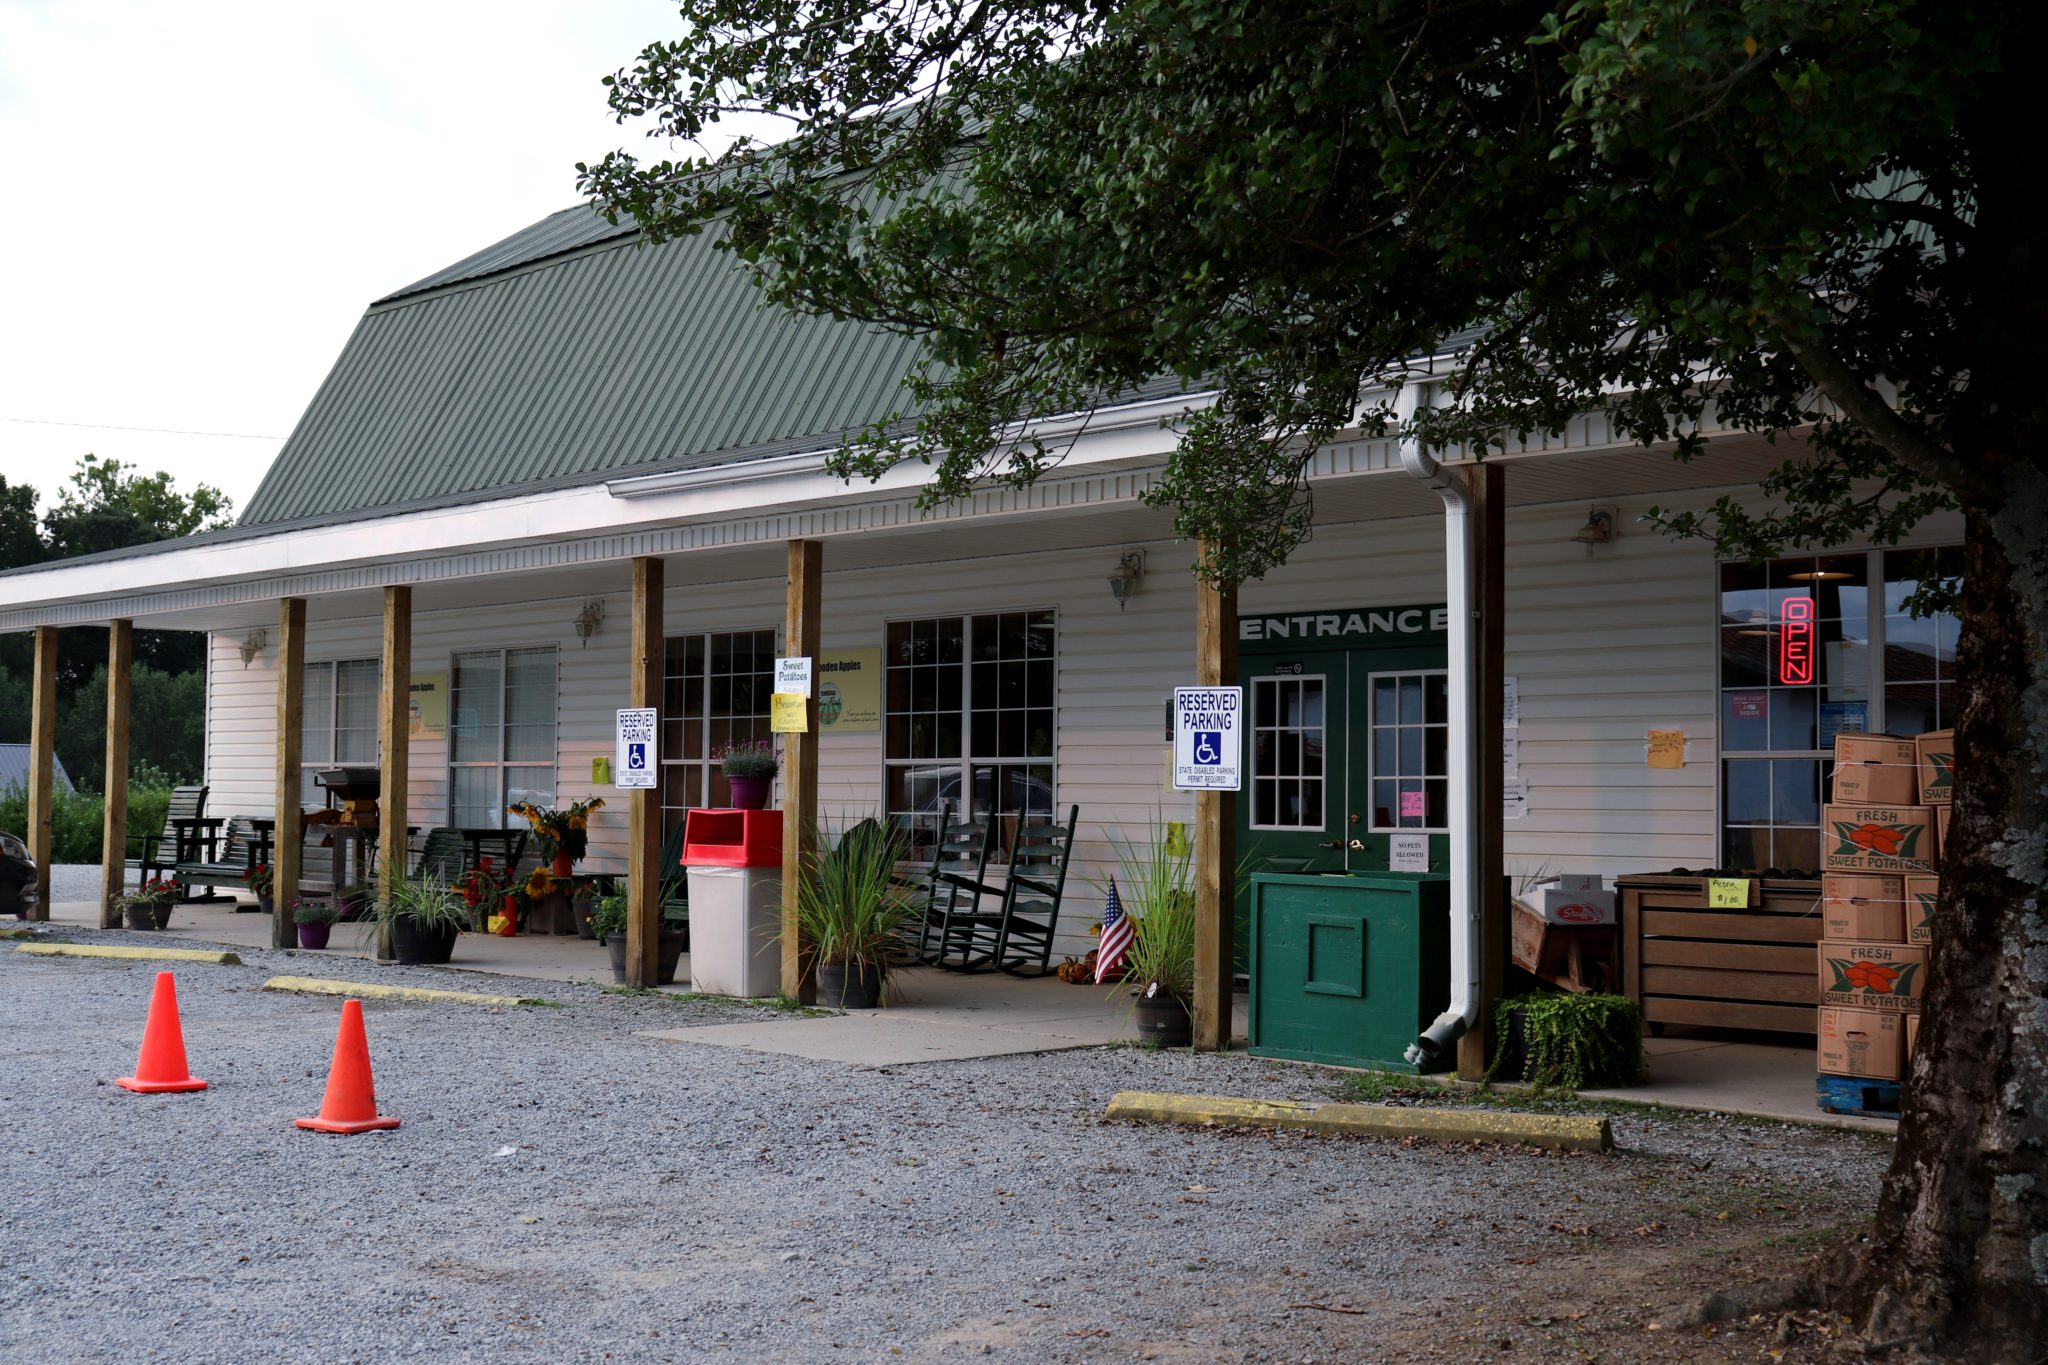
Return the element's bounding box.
[682,809,783,868]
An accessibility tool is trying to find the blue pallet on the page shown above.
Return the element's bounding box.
[1817,1073,1901,1119]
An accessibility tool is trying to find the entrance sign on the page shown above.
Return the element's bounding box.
[1238,603,1449,647]
[1172,687,1243,791]
[774,656,814,698]
[1390,833,1429,872]
[614,708,658,789]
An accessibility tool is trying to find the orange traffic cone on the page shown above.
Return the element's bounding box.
[116,971,208,1093]
[295,998,400,1134]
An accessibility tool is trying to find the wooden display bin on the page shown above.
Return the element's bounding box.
[1617,875,1823,1037]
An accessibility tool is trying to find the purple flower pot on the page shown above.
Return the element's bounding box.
[297,921,332,950]
[727,775,773,811]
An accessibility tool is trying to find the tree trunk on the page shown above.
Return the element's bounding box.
[1846,495,2048,1356]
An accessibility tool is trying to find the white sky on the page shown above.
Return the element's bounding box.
[0,0,703,519]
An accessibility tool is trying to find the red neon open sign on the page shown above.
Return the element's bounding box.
[1779,597,1815,684]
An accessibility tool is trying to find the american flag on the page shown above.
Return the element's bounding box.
[1096,879,1133,984]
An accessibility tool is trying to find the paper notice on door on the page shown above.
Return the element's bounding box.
[1647,730,1687,769]
[1503,735,1520,780]
[1399,789,1427,818]
[1503,675,1520,731]
[1390,833,1430,872]
[1503,779,1530,820]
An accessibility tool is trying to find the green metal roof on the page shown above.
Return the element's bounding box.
[239,207,928,527]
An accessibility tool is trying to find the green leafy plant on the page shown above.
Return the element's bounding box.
[589,888,628,941]
[1487,992,1647,1092]
[362,873,469,942]
[1105,820,1196,1004]
[795,817,913,971]
[716,740,779,779]
[291,897,339,925]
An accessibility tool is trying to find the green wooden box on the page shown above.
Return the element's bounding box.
[1247,871,1452,1073]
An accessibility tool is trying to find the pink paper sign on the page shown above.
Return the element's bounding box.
[1399,790,1427,818]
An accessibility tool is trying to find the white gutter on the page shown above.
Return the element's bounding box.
[1398,382,1483,1068]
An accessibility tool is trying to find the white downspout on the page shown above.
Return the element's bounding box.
[1398,382,1482,1068]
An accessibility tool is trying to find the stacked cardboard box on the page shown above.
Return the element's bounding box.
[1816,730,1950,1090]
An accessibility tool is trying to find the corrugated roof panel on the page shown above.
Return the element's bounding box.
[378,203,636,303]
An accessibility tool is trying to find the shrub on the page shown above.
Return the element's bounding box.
[1489,991,1647,1091]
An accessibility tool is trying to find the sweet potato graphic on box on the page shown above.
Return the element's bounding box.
[1832,821,1924,859]
[1827,958,1923,997]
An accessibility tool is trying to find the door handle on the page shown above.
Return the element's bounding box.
[1318,840,1344,850]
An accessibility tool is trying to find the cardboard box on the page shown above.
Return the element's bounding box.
[1936,805,1952,860]
[1822,874,1905,942]
[1818,940,1928,1013]
[1823,804,1937,873]
[1904,874,1940,945]
[1906,1013,1920,1059]
[1819,1007,1906,1080]
[1916,729,1954,806]
[1832,734,1919,805]
[1519,877,1616,925]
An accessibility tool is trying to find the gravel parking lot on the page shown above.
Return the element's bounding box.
[0,928,1890,1363]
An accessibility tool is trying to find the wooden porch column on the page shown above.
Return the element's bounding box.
[273,599,307,950]
[626,557,664,987]
[26,625,56,920]
[1459,463,1508,1080]
[376,586,412,961]
[1192,545,1238,1051]
[98,621,134,928]
[781,539,823,1003]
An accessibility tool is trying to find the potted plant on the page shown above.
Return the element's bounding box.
[121,876,182,931]
[364,873,470,965]
[1488,991,1648,1091]
[335,882,373,922]
[292,897,338,949]
[1107,824,1197,1046]
[715,739,779,811]
[508,796,607,877]
[797,817,914,1008]
[243,862,275,916]
[589,884,686,984]
[457,858,517,937]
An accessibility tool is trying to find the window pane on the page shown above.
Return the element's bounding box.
[1725,825,1768,873]
[505,648,556,761]
[451,766,500,828]
[506,766,555,814]
[1772,826,1820,875]
[1771,759,1820,826]
[450,652,502,763]
[1768,688,1817,751]
[1723,689,1770,751]
[301,662,335,764]
[1720,626,1770,688]
[1725,760,1771,824]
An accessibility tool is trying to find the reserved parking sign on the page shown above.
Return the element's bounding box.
[1172,687,1243,791]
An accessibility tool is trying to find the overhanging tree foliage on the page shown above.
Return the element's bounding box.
[583,0,2042,1352]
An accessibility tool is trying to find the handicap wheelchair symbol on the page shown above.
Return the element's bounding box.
[1192,731,1223,765]
[626,742,646,770]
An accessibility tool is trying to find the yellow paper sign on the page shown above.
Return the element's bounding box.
[1707,877,1749,909]
[1646,730,1686,770]
[592,756,612,785]
[770,692,809,734]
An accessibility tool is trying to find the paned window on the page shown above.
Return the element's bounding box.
[1719,548,1959,871]
[1249,675,1327,829]
[659,629,778,835]
[1368,671,1449,831]
[885,611,1055,860]
[299,659,380,806]
[449,647,558,828]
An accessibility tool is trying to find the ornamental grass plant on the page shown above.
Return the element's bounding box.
[795,817,914,972]
[1105,819,1196,1004]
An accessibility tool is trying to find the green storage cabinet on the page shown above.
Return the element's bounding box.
[1248,871,1452,1073]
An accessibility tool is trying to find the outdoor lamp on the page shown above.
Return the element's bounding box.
[238,628,268,666]
[1570,508,1618,545]
[1107,551,1144,609]
[573,599,606,645]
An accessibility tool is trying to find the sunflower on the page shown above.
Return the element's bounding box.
[524,869,555,898]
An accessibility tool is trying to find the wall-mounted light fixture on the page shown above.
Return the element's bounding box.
[1570,507,1619,545]
[1107,550,1145,610]
[238,628,268,667]
[573,599,606,645]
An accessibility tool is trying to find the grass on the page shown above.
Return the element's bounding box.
[601,985,837,1017]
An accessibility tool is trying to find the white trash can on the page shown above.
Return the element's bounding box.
[685,865,783,997]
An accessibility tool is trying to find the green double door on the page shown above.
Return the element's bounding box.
[1231,603,1451,972]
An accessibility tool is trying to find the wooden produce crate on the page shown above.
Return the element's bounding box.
[1617,875,1823,1037]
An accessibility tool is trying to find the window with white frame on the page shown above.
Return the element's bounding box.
[1368,670,1448,831]
[299,659,380,806]
[1249,674,1327,829]
[884,611,1055,861]
[659,628,778,835]
[448,647,558,828]
[1719,547,1961,872]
